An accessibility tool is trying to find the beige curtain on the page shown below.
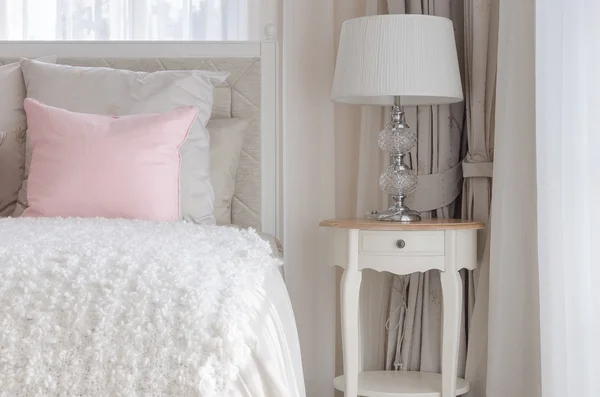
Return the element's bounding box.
[384,0,469,375]
[462,1,498,396]
[382,2,499,394]
[485,1,539,396]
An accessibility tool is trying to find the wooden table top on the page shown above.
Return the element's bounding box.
[319,218,485,231]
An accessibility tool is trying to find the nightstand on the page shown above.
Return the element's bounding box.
[320,218,484,397]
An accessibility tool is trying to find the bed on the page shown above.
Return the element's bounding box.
[0,40,303,397]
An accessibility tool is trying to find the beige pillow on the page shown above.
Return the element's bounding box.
[208,118,251,225]
[15,59,228,223]
[0,57,56,216]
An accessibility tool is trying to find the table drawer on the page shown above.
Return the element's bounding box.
[359,230,444,256]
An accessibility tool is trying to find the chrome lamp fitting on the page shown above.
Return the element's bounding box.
[376,97,421,222]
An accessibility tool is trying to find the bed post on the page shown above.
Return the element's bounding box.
[260,0,280,239]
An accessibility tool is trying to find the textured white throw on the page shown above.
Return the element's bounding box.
[0,217,280,397]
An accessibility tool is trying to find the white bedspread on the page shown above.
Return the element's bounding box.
[0,218,305,397]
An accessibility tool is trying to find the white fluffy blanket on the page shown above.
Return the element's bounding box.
[0,217,281,397]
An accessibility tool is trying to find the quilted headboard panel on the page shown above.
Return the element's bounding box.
[1,57,261,230]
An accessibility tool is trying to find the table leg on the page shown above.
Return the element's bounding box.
[440,267,463,397]
[341,229,362,397]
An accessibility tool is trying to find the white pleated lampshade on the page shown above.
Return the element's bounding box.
[332,15,463,106]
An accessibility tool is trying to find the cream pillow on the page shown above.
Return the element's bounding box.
[207,118,251,225]
[0,57,56,216]
[15,59,228,224]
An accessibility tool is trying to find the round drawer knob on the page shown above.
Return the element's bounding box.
[396,239,406,249]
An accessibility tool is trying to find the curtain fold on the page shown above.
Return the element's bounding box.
[384,0,470,376]
[461,1,498,395]
[485,1,540,396]
[461,0,497,255]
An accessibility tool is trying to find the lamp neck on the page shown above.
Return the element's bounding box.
[391,153,405,168]
[390,97,409,128]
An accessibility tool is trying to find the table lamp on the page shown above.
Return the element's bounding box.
[332,15,463,222]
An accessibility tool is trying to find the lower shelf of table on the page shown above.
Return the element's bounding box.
[333,371,470,397]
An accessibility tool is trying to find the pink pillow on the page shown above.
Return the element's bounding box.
[22,99,198,221]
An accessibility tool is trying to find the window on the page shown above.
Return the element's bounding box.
[0,0,261,41]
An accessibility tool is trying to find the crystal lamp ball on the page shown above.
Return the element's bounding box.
[378,126,417,153]
[379,166,418,195]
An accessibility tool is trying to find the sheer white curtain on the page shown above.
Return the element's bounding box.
[536,1,600,396]
[483,1,600,397]
[0,0,259,40]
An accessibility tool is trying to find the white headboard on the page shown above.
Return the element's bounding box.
[0,40,280,238]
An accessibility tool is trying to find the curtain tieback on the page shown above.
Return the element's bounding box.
[405,161,463,212]
[462,156,494,178]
